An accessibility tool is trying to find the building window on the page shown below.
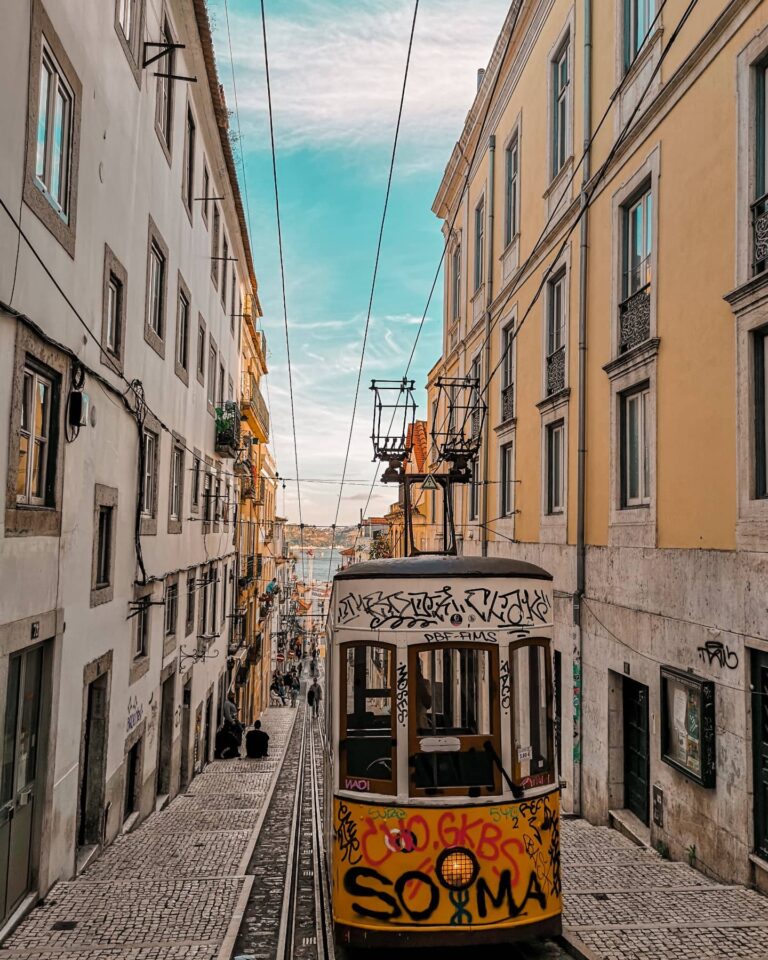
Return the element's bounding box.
[451,245,461,322]
[623,188,653,301]
[202,162,210,225]
[154,17,174,149]
[203,471,213,524]
[501,321,515,421]
[546,272,566,395]
[117,0,136,41]
[183,105,196,213]
[101,246,127,371]
[170,446,183,521]
[221,236,229,308]
[546,421,565,514]
[474,199,485,293]
[141,430,157,517]
[468,462,479,521]
[624,0,655,68]
[552,41,569,178]
[218,363,225,406]
[176,289,190,373]
[504,138,519,246]
[756,327,768,499]
[207,344,216,406]
[621,384,651,507]
[148,241,165,338]
[501,443,514,517]
[105,275,122,356]
[192,455,201,510]
[754,62,768,275]
[135,600,149,658]
[17,367,53,506]
[230,273,237,333]
[197,316,206,384]
[211,205,220,285]
[186,570,196,634]
[35,46,74,220]
[95,505,113,587]
[214,478,222,523]
[165,582,178,637]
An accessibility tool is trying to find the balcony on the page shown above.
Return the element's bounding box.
[753,193,768,275]
[262,521,274,543]
[619,285,651,353]
[501,383,514,422]
[241,375,270,441]
[238,554,255,588]
[215,401,240,458]
[546,346,566,395]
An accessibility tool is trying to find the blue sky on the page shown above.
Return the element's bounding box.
[208,0,509,525]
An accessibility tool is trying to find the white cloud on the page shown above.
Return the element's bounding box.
[217,0,510,154]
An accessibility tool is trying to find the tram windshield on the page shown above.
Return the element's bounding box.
[341,644,395,793]
[410,646,499,794]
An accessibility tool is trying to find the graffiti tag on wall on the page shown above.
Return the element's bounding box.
[127,695,144,733]
[396,663,408,725]
[336,583,552,632]
[333,795,561,928]
[697,640,738,671]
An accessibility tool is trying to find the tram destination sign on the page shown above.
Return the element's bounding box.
[334,578,552,633]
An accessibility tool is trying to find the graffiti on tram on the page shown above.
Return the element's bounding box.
[333,795,561,927]
[336,580,552,632]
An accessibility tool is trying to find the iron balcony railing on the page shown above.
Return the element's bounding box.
[215,401,240,457]
[752,192,768,275]
[501,383,514,422]
[619,283,651,353]
[239,554,255,587]
[546,345,566,395]
[244,375,270,439]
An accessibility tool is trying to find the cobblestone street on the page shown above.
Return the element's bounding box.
[2,701,768,960]
[0,708,297,960]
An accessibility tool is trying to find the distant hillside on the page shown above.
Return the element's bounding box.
[284,524,358,550]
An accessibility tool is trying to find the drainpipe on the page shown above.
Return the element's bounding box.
[481,135,495,558]
[573,0,592,817]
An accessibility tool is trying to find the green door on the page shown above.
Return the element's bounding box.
[0,646,44,925]
[753,651,768,860]
[624,677,650,826]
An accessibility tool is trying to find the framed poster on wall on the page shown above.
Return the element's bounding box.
[660,666,716,788]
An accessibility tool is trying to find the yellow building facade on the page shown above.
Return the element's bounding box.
[426,0,768,888]
[234,308,277,722]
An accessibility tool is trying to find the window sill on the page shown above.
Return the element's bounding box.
[543,156,574,221]
[168,518,182,535]
[494,416,517,436]
[608,506,655,547]
[536,386,570,415]
[4,503,62,538]
[90,583,114,608]
[603,337,660,381]
[500,235,520,282]
[129,655,150,685]
[163,633,177,659]
[140,515,157,537]
[144,323,166,360]
[174,361,189,387]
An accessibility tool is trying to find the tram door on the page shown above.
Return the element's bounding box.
[0,646,45,926]
[752,651,768,859]
[623,678,650,825]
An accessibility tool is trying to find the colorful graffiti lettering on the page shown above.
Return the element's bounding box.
[345,778,371,792]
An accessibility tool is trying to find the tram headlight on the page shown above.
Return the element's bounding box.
[436,847,479,891]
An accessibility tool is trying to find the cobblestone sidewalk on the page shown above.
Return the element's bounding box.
[0,708,297,960]
[561,818,768,960]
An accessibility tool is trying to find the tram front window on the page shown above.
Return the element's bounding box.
[511,641,555,788]
[342,644,395,793]
[410,646,499,793]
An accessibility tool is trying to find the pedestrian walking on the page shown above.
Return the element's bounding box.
[307,678,322,718]
[245,720,270,758]
[289,675,298,708]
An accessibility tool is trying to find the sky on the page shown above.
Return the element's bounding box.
[207,0,509,526]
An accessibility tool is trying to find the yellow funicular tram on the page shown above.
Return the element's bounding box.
[322,380,562,947]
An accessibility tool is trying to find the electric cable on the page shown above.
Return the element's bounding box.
[260,0,306,566]
[326,0,421,585]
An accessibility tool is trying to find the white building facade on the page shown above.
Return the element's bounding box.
[0,0,260,930]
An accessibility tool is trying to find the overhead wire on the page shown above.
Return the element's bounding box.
[259,0,306,565]
[326,0,421,586]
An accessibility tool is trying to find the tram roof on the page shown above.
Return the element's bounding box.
[333,555,552,582]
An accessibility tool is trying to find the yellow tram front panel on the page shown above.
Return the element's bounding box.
[332,792,561,933]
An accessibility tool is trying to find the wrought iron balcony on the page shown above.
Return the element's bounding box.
[546,346,566,395]
[752,192,768,275]
[501,383,514,422]
[242,376,270,441]
[619,284,651,353]
[215,401,240,457]
[238,553,255,588]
